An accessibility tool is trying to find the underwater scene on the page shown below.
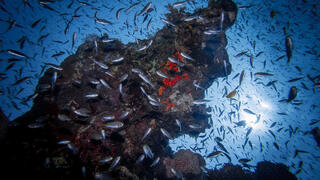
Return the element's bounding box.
[0,0,319,179]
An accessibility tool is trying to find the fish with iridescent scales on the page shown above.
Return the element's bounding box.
[160,128,172,139]
[93,59,108,70]
[108,156,120,171]
[150,157,160,167]
[142,128,152,141]
[143,144,154,159]
[57,140,70,145]
[192,99,210,105]
[105,121,124,129]
[99,156,113,164]
[103,115,115,121]
[156,70,168,78]
[136,154,145,164]
[74,108,91,117]
[175,119,182,131]
[181,52,194,61]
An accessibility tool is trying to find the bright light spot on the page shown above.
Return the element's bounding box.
[241,112,265,130]
[260,101,271,109]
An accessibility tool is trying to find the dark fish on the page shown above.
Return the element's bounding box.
[287,86,297,102]
[234,120,246,127]
[235,51,248,58]
[239,158,251,164]
[116,8,124,19]
[269,122,276,128]
[125,2,140,13]
[246,127,253,137]
[294,149,308,158]
[254,72,274,77]
[310,119,320,126]
[217,141,229,154]
[31,19,41,28]
[273,142,280,150]
[51,51,65,58]
[275,55,286,61]
[5,63,15,71]
[12,76,31,86]
[138,2,152,16]
[249,55,253,68]
[207,151,223,158]
[288,77,303,82]
[255,51,264,57]
[285,36,293,63]
[243,109,256,115]
[72,32,76,49]
[239,70,245,86]
[268,130,276,139]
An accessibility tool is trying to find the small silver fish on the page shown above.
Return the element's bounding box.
[44,63,63,71]
[189,124,202,129]
[181,52,194,61]
[160,128,172,139]
[220,10,224,30]
[147,39,153,47]
[173,1,186,8]
[175,119,182,131]
[116,8,124,20]
[105,121,124,129]
[139,73,155,89]
[137,45,147,52]
[132,68,143,74]
[58,140,70,145]
[103,115,115,121]
[149,100,160,106]
[184,15,199,21]
[140,86,147,96]
[101,129,106,140]
[168,57,184,66]
[88,77,100,85]
[150,157,160,167]
[138,2,152,16]
[74,108,91,117]
[120,111,130,119]
[142,127,152,141]
[119,73,128,82]
[143,144,154,159]
[108,156,120,171]
[111,57,124,63]
[99,79,111,89]
[99,156,113,164]
[136,154,145,164]
[85,93,99,98]
[171,168,183,179]
[93,60,109,70]
[161,18,175,26]
[156,70,168,78]
[192,99,210,105]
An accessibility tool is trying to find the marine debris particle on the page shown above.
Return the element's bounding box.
[4,0,244,179]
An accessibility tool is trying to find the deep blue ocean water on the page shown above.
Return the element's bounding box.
[0,0,319,179]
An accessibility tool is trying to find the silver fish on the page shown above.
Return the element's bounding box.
[103,115,115,121]
[94,12,113,25]
[138,73,155,89]
[72,32,76,49]
[99,79,111,89]
[93,59,109,70]
[105,121,124,129]
[150,157,160,167]
[142,127,152,141]
[184,15,199,21]
[7,49,29,58]
[138,2,152,16]
[181,52,194,61]
[149,100,160,106]
[120,111,130,119]
[192,99,210,105]
[156,70,168,78]
[173,1,186,8]
[74,108,91,117]
[88,77,100,85]
[175,119,182,131]
[204,30,221,35]
[99,156,113,164]
[85,93,99,98]
[51,71,57,88]
[136,154,145,164]
[132,68,143,74]
[125,2,140,13]
[111,57,124,63]
[189,124,202,129]
[160,128,172,139]
[137,45,147,52]
[168,57,184,66]
[119,73,128,82]
[147,39,153,47]
[119,83,123,95]
[161,18,175,27]
[102,39,114,43]
[143,144,154,159]
[140,86,147,96]
[108,156,120,171]
[101,129,106,140]
[58,140,70,145]
[220,10,224,30]
[44,63,63,71]
[171,168,183,179]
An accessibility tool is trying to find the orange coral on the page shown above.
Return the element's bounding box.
[158,86,166,96]
[162,98,175,112]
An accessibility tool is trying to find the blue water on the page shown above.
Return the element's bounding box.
[0,0,319,179]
